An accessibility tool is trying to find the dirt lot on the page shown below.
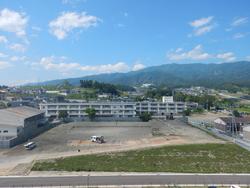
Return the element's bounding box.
[0,119,224,175]
[190,111,229,122]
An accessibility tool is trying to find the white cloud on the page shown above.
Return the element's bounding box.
[39,56,79,72]
[10,56,27,62]
[167,45,236,62]
[0,35,8,43]
[132,63,145,71]
[31,26,41,32]
[79,62,129,73]
[0,61,11,69]
[0,8,28,37]
[194,24,215,36]
[233,33,248,39]
[216,52,235,62]
[189,16,215,36]
[49,11,100,40]
[167,45,211,61]
[231,17,248,27]
[9,43,26,52]
[189,16,214,28]
[117,23,125,28]
[62,0,86,5]
[38,56,130,74]
[175,48,183,53]
[0,52,8,58]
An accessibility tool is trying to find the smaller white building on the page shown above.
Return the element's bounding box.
[98,94,111,99]
[162,96,174,103]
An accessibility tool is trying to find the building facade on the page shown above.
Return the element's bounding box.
[0,106,47,148]
[162,96,174,103]
[39,101,198,119]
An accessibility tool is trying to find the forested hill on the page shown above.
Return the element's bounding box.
[34,61,250,89]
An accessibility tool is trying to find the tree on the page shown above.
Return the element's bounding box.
[85,108,96,121]
[233,110,240,117]
[183,109,191,116]
[139,112,152,122]
[58,110,68,120]
[0,102,6,109]
[192,107,204,114]
[60,80,72,90]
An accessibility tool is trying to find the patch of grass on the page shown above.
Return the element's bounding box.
[236,107,250,113]
[32,143,250,173]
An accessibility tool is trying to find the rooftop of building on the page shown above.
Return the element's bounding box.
[0,106,44,127]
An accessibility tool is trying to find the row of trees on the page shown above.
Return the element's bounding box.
[58,109,154,122]
[58,108,96,121]
[174,92,218,110]
[80,80,135,95]
[80,80,118,95]
[145,87,172,100]
[0,85,7,89]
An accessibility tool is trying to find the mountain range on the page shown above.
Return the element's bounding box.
[34,61,250,89]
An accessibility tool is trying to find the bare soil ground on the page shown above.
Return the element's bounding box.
[0,119,224,175]
[190,111,229,123]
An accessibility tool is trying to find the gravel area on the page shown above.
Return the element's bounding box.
[0,119,224,175]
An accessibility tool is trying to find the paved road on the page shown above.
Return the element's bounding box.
[0,174,250,187]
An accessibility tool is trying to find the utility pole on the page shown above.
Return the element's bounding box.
[87,174,90,187]
[230,105,237,138]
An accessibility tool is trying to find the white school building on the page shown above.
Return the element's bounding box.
[39,100,198,119]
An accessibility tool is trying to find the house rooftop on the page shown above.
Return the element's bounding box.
[218,116,250,124]
[0,106,44,127]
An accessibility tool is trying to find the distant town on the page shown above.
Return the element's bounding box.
[0,80,250,149]
[0,0,250,186]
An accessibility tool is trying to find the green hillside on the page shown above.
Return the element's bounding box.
[33,61,250,89]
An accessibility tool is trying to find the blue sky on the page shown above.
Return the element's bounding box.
[0,0,249,85]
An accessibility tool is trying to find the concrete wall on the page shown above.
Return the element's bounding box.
[0,122,51,149]
[0,134,26,149]
[23,114,46,139]
[83,116,141,122]
[0,125,20,137]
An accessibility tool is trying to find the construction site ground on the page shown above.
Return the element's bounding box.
[0,119,224,176]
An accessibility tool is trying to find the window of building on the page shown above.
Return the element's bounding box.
[3,130,8,133]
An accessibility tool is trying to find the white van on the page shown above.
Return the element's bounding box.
[24,142,36,150]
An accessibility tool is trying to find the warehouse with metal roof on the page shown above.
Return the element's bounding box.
[0,106,47,148]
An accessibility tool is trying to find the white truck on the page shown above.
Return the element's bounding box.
[90,136,105,144]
